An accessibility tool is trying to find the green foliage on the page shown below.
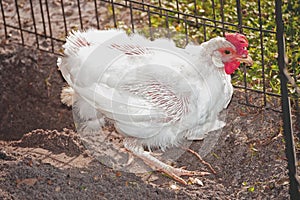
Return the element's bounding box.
[145,0,299,98]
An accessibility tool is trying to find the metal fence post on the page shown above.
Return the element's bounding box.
[275,0,300,199]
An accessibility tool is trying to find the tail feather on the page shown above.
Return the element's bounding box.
[61,86,75,107]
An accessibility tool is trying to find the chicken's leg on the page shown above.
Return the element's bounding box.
[124,139,209,185]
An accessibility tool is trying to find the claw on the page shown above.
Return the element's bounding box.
[124,140,209,185]
[160,165,209,185]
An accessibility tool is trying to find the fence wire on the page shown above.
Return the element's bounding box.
[0,0,299,112]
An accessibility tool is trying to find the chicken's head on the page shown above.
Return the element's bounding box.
[218,33,253,74]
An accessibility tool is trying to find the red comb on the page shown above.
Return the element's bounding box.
[225,33,249,56]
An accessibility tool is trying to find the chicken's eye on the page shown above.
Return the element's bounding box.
[224,50,231,54]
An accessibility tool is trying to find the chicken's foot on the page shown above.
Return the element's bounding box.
[124,139,209,185]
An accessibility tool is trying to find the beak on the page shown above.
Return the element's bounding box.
[237,55,253,66]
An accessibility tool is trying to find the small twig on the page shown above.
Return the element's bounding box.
[283,67,300,95]
[45,67,55,97]
[186,148,216,174]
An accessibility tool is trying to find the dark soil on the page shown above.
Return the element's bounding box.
[0,42,291,199]
[0,43,74,141]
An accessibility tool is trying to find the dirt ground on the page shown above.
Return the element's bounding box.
[0,41,293,199]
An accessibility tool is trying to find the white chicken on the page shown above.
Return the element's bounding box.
[57,29,253,184]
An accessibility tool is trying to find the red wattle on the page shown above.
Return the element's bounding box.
[225,62,240,74]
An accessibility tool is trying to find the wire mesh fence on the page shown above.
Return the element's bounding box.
[0,0,299,112]
[0,0,299,197]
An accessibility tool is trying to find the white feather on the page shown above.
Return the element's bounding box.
[58,29,234,149]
